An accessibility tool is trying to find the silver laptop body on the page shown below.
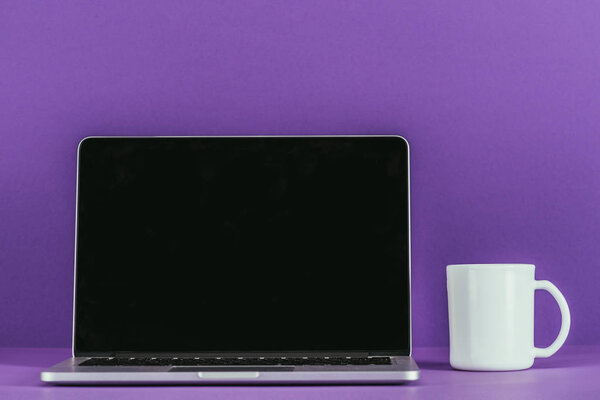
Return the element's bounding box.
[42,135,419,385]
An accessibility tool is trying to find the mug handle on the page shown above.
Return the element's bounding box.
[533,280,571,358]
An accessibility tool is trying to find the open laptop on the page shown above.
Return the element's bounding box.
[41,135,419,385]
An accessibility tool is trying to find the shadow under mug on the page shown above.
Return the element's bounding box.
[447,264,570,371]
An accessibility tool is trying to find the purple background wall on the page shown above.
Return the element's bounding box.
[1,1,599,348]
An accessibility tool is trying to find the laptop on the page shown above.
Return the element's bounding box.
[41,135,419,385]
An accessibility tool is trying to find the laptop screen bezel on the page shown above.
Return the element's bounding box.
[71,135,412,357]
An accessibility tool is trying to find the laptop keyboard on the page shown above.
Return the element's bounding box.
[79,356,392,367]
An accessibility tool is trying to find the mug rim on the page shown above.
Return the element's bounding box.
[447,263,535,270]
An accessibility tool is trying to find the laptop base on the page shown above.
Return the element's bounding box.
[41,356,420,385]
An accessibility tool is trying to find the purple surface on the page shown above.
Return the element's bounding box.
[1,1,600,348]
[0,347,598,399]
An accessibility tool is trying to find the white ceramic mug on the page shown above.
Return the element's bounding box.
[446,264,570,371]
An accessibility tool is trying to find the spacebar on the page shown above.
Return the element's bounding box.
[170,366,294,372]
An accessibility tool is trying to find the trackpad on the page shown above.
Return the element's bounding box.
[170,366,294,372]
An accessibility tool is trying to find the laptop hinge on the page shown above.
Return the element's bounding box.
[368,350,408,357]
[76,351,377,358]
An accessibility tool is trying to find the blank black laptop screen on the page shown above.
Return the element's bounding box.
[74,136,410,355]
